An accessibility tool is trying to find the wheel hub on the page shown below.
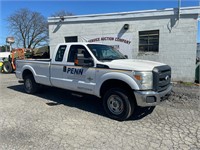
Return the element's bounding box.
[107,95,124,115]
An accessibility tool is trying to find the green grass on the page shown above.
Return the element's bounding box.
[178,81,194,86]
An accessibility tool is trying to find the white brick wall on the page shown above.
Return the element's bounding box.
[48,14,198,82]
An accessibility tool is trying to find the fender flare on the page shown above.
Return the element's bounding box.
[95,72,140,97]
[21,65,37,79]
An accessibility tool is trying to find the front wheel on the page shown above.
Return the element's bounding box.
[103,88,135,121]
[24,75,38,94]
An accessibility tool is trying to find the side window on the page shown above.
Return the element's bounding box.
[55,45,66,62]
[65,36,78,43]
[67,45,91,62]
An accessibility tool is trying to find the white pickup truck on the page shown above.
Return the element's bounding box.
[16,43,172,120]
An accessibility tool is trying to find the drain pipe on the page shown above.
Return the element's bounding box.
[178,0,181,20]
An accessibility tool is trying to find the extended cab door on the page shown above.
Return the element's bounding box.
[62,45,96,94]
[50,45,67,88]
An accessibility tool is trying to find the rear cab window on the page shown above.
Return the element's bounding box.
[55,45,67,62]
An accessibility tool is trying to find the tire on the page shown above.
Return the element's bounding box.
[103,88,135,121]
[24,74,38,94]
[2,61,13,73]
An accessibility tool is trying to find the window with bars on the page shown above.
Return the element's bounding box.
[139,30,159,52]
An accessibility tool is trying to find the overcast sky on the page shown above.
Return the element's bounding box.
[0,0,199,46]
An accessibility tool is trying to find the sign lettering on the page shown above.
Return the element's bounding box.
[67,68,83,75]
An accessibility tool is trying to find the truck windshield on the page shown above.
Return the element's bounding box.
[87,44,126,61]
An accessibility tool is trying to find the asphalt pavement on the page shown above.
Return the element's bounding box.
[0,73,200,150]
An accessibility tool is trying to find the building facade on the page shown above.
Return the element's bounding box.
[48,7,200,82]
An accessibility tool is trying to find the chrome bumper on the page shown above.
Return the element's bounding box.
[134,84,172,107]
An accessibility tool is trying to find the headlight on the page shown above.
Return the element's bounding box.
[134,71,153,90]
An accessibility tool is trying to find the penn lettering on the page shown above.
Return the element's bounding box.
[67,68,71,73]
[67,68,83,75]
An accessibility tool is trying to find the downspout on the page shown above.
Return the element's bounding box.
[178,0,181,20]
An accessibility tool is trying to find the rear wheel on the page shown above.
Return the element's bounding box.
[24,75,38,94]
[103,88,135,121]
[2,61,13,73]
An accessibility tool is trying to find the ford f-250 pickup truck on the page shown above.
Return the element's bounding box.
[15,43,172,121]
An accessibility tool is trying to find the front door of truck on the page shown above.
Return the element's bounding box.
[62,45,96,94]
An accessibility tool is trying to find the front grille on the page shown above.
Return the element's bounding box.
[153,65,171,92]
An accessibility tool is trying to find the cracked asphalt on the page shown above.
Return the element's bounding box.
[0,73,200,150]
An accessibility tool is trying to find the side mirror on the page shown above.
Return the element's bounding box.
[74,53,94,67]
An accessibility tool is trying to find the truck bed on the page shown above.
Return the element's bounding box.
[16,59,51,86]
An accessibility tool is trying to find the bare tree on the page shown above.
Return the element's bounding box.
[51,10,74,17]
[8,8,48,49]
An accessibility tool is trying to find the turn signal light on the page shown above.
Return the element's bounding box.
[134,75,142,81]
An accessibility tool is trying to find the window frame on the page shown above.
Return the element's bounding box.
[139,30,159,52]
[65,36,78,43]
[67,45,92,63]
[55,45,67,62]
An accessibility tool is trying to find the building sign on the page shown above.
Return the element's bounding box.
[80,33,133,58]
